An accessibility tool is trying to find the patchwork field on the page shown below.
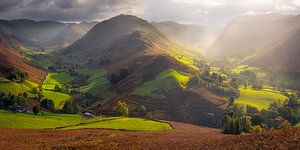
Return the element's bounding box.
[0,80,38,97]
[42,72,74,90]
[235,87,287,110]
[132,69,191,97]
[232,65,267,79]
[75,68,113,101]
[41,72,74,109]
[0,110,171,131]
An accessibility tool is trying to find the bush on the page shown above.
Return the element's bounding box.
[32,106,40,115]
[251,125,264,133]
[62,100,80,114]
[40,99,55,112]
[135,105,147,118]
[114,101,129,116]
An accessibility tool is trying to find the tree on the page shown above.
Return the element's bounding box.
[40,99,55,112]
[114,101,129,116]
[32,106,40,115]
[62,100,80,114]
[228,96,235,106]
[222,106,241,134]
[136,105,147,118]
[54,84,62,92]
[240,116,253,133]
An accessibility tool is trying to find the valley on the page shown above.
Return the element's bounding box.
[0,7,300,149]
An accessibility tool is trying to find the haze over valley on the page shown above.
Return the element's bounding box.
[0,0,300,149]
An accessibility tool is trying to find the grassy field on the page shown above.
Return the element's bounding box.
[0,80,38,97]
[232,65,267,79]
[42,90,70,109]
[42,72,74,109]
[0,110,171,131]
[235,87,287,110]
[132,69,191,97]
[42,72,74,90]
[75,68,113,101]
[63,118,172,131]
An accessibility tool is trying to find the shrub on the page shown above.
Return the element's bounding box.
[136,105,147,118]
[114,101,129,116]
[62,100,80,114]
[40,99,55,112]
[32,106,40,115]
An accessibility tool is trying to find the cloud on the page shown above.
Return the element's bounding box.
[0,0,144,21]
[0,0,299,25]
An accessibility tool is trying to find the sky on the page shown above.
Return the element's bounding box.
[0,0,300,26]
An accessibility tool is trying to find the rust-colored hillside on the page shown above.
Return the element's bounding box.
[0,44,46,84]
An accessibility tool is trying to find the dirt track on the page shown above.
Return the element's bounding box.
[1,122,299,150]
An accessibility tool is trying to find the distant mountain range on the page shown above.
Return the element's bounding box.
[0,19,97,50]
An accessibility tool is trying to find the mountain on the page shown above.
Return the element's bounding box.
[0,19,97,50]
[63,14,227,127]
[152,21,203,48]
[63,15,187,72]
[0,43,46,84]
[210,14,300,72]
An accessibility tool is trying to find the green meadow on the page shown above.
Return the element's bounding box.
[0,80,38,97]
[75,68,113,101]
[235,87,287,110]
[132,69,191,97]
[232,65,267,79]
[63,117,172,131]
[42,72,74,109]
[0,110,171,131]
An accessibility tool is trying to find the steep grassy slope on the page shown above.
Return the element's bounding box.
[235,87,287,110]
[132,69,191,97]
[75,68,114,101]
[41,72,73,109]
[42,72,74,90]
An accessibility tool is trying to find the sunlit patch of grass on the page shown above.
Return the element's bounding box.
[232,65,266,79]
[0,110,172,131]
[41,72,73,108]
[175,55,199,70]
[63,117,172,131]
[0,80,38,97]
[75,68,114,101]
[132,69,191,97]
[235,87,287,110]
[42,72,74,90]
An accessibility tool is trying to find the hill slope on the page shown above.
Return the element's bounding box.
[0,43,46,84]
[210,14,300,72]
[152,21,203,48]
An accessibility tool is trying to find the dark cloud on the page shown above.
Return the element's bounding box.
[0,0,143,21]
[0,0,299,25]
